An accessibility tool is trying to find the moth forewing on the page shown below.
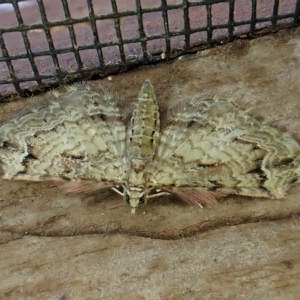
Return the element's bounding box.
[0,83,126,183]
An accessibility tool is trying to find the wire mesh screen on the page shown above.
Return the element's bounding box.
[0,0,299,100]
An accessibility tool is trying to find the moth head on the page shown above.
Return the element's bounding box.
[123,189,147,215]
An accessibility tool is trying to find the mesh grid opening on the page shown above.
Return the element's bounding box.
[0,0,299,100]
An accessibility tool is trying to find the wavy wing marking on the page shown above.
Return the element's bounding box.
[150,99,300,204]
[0,83,126,188]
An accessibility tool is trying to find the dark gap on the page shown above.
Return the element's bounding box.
[1,141,14,149]
[197,163,216,168]
[61,174,72,180]
[273,158,294,168]
[252,145,260,150]
[289,177,298,185]
[92,100,99,106]
[98,113,107,121]
[247,166,267,180]
[139,195,146,205]
[187,119,196,128]
[124,192,130,204]
[208,181,224,188]
[247,159,267,180]
[67,154,84,160]
[23,153,37,163]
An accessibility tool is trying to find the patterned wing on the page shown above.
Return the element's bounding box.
[0,83,126,190]
[150,98,300,204]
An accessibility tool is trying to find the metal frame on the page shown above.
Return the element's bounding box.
[0,0,299,99]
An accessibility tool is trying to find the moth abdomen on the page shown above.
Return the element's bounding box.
[127,80,160,162]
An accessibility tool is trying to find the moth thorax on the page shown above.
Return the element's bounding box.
[128,160,147,185]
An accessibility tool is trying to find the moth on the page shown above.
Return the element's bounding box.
[0,80,299,214]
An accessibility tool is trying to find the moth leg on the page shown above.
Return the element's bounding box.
[148,191,171,198]
[111,187,124,196]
